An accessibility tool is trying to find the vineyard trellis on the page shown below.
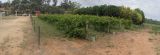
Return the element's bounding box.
[30,15,41,49]
[38,14,133,40]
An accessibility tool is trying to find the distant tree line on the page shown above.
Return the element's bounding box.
[74,5,145,25]
[0,0,146,25]
[0,0,80,14]
[0,1,2,8]
[145,19,160,25]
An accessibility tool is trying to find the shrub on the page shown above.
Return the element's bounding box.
[74,5,145,25]
[38,14,132,39]
[131,12,143,25]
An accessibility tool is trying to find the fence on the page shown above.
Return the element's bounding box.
[30,15,41,49]
[0,13,3,23]
[0,15,2,23]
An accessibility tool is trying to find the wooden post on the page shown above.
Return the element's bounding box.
[120,20,122,30]
[30,14,32,23]
[38,26,41,47]
[85,21,89,38]
[15,11,17,16]
[0,14,2,24]
[85,21,96,42]
[33,19,35,31]
[108,22,110,33]
[30,15,36,32]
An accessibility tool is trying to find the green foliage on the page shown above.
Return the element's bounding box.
[145,19,160,34]
[75,5,121,16]
[38,14,133,39]
[41,5,65,14]
[119,6,133,20]
[145,19,160,25]
[11,0,79,14]
[145,23,160,34]
[74,5,145,25]
[131,12,143,25]
[130,8,145,25]
[52,0,58,6]
[60,0,80,10]
[135,8,145,24]
[152,25,160,33]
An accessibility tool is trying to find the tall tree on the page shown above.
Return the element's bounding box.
[30,0,43,11]
[52,0,57,6]
[11,0,21,13]
[47,0,51,5]
[0,1,2,8]
[60,0,80,10]
[43,0,51,5]
[11,0,31,14]
[135,8,145,24]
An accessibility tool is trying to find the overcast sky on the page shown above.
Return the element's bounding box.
[1,0,160,21]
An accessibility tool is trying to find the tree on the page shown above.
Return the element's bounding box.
[119,6,133,20]
[135,8,145,24]
[20,0,30,13]
[11,0,20,13]
[11,0,31,14]
[3,2,10,9]
[10,0,80,14]
[74,5,145,25]
[131,11,143,25]
[43,0,51,5]
[0,1,1,5]
[30,0,43,12]
[105,5,121,17]
[60,0,80,10]
[52,0,57,6]
[2,1,12,15]
[41,5,64,14]
[145,19,160,25]
[75,5,121,17]
[60,0,70,10]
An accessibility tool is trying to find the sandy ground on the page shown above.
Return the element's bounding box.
[41,30,157,55]
[0,16,38,55]
[150,33,160,55]
[0,16,159,55]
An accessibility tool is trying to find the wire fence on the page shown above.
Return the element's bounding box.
[30,15,45,55]
[29,15,98,55]
[0,14,4,24]
[30,15,41,50]
[0,16,2,23]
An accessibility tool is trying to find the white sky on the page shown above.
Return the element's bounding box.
[1,0,160,21]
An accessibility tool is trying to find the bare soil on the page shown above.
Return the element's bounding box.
[149,33,160,55]
[41,30,157,55]
[0,16,159,55]
[0,16,39,55]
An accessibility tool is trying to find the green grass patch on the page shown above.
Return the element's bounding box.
[32,17,65,38]
[145,23,160,34]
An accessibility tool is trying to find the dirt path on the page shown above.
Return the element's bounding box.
[0,16,38,55]
[0,16,158,55]
[150,33,160,55]
[41,30,157,55]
